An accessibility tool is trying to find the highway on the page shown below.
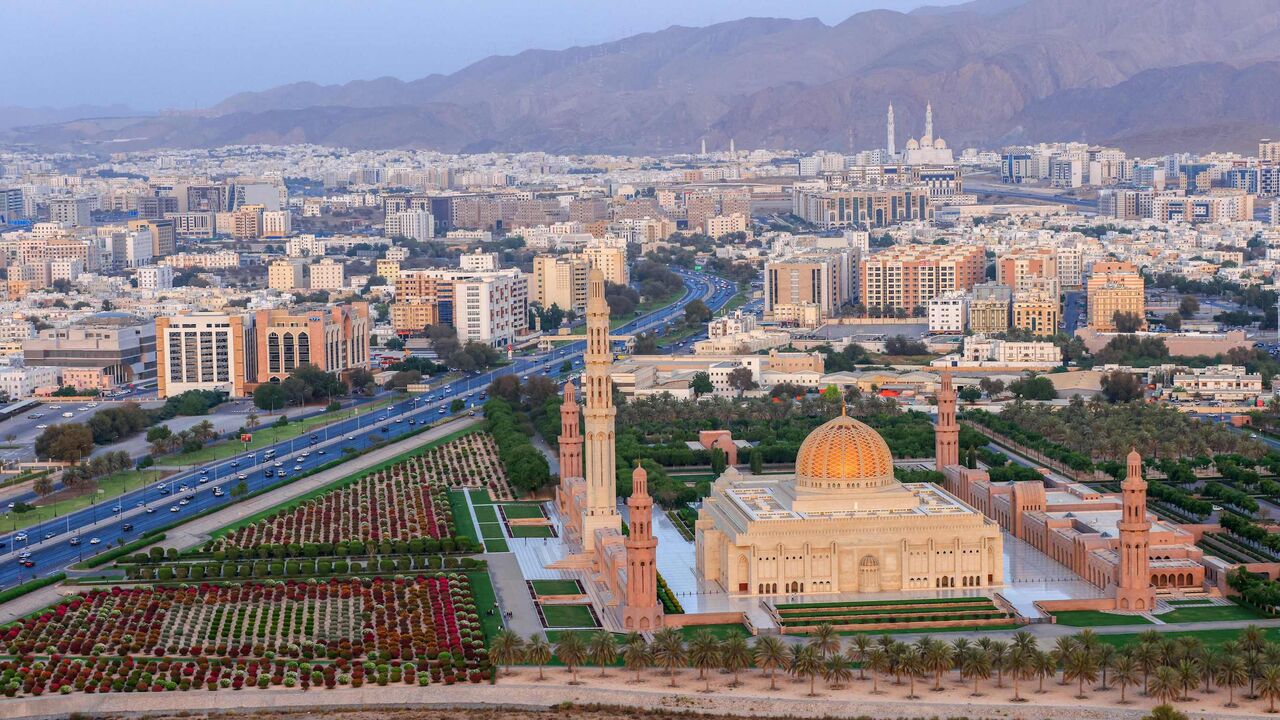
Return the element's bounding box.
[0,266,734,589]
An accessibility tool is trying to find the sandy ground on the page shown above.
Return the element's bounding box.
[5,665,1275,720]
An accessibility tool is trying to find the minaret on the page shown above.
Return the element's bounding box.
[581,268,620,549]
[935,369,959,471]
[924,102,934,144]
[700,137,707,156]
[729,137,736,155]
[1115,448,1154,611]
[558,382,583,480]
[623,462,663,631]
[887,103,896,157]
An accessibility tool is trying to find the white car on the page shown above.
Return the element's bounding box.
[169,506,179,513]
[14,533,27,542]
[48,405,61,410]
[179,498,190,506]
[274,461,283,468]
[89,537,100,545]
[61,412,74,418]
[36,424,47,430]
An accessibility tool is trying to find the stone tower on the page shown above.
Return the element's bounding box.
[924,102,934,144]
[935,369,959,471]
[558,382,582,480]
[581,268,620,549]
[1116,448,1154,611]
[623,462,663,631]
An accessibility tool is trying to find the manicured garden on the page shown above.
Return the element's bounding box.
[1051,610,1151,627]
[530,579,582,596]
[1160,599,1267,623]
[537,603,599,629]
[774,596,1014,631]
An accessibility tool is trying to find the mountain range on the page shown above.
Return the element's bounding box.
[5,0,1280,156]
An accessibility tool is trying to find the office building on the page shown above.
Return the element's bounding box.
[1012,288,1061,336]
[792,186,931,228]
[581,242,629,285]
[262,210,292,238]
[155,312,256,398]
[1087,261,1145,332]
[386,209,434,241]
[532,254,589,315]
[23,314,156,385]
[49,197,94,226]
[0,188,25,224]
[128,219,177,257]
[252,303,370,384]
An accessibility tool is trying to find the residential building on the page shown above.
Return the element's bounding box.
[860,244,985,313]
[268,261,305,292]
[261,210,292,238]
[532,254,589,315]
[1171,365,1263,403]
[49,196,94,226]
[705,213,748,237]
[927,291,968,334]
[110,229,153,269]
[1087,261,1145,332]
[386,209,434,241]
[1152,191,1254,223]
[167,212,215,239]
[128,219,177,257]
[459,251,499,272]
[50,259,83,283]
[161,251,240,269]
[0,188,24,224]
[375,258,401,284]
[581,241,630,286]
[765,255,843,327]
[962,335,1060,364]
[231,205,264,239]
[792,186,932,228]
[308,258,345,290]
[1012,288,1061,336]
[137,264,174,290]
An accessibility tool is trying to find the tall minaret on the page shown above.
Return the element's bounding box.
[887,103,896,157]
[924,102,934,144]
[623,462,663,631]
[700,137,707,156]
[1115,449,1154,611]
[581,268,620,549]
[558,382,583,480]
[935,369,959,471]
[729,137,736,155]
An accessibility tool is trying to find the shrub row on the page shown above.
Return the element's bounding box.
[125,554,483,581]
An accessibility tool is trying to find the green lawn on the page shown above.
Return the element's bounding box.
[448,490,481,547]
[531,579,582,596]
[8,468,173,532]
[473,505,499,523]
[776,596,982,610]
[1160,601,1267,624]
[478,522,506,539]
[678,623,750,640]
[1098,627,1280,650]
[469,570,502,643]
[163,396,399,466]
[836,623,1022,637]
[469,489,495,506]
[540,603,599,628]
[510,524,553,538]
[484,537,509,553]
[500,504,545,519]
[1166,599,1216,606]
[1052,610,1152,627]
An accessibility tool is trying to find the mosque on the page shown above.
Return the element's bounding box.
[889,102,954,166]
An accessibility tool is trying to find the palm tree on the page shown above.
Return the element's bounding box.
[687,631,721,692]
[809,622,841,658]
[787,644,808,685]
[554,632,588,685]
[1006,647,1034,702]
[887,640,908,685]
[866,647,890,694]
[1011,630,1038,656]
[1241,625,1266,654]
[720,634,752,688]
[961,647,992,697]
[989,640,1009,688]
[1075,629,1101,657]
[901,647,925,700]
[1175,658,1200,701]
[847,635,872,681]
[490,629,525,678]
[822,654,853,690]
[1052,636,1078,685]
[753,635,788,691]
[793,645,824,697]
[1260,665,1280,713]
[1150,666,1181,706]
[1033,650,1057,694]
[921,639,954,691]
[1112,654,1140,704]
[1133,641,1162,694]
[1096,643,1116,690]
[1199,648,1220,695]
[1217,655,1249,708]
[622,637,652,684]
[588,630,618,676]
[526,635,552,681]
[651,627,687,688]
[1063,647,1100,699]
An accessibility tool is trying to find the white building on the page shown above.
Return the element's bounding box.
[452,269,528,348]
[110,229,153,269]
[459,251,499,272]
[0,365,58,400]
[286,234,324,258]
[961,335,1061,365]
[708,310,758,338]
[50,259,84,283]
[137,264,175,290]
[49,196,95,226]
[386,209,434,241]
[927,291,968,334]
[1172,365,1263,403]
[168,212,215,238]
[262,210,292,238]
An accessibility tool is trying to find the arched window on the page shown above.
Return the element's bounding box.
[297,331,310,366]
[282,332,296,372]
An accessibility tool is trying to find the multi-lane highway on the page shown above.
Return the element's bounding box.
[0,267,735,589]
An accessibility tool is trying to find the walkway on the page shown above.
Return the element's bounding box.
[485,552,544,637]
[0,415,480,625]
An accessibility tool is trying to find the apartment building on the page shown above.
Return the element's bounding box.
[128,219,177,257]
[268,261,305,292]
[49,196,94,226]
[1087,261,1145,332]
[764,255,844,327]
[997,248,1059,295]
[161,251,240,269]
[1012,289,1061,336]
[792,186,931,228]
[532,254,589,315]
[137,265,174,290]
[262,210,292,238]
[386,209,434,241]
[459,251,499,272]
[167,212,216,239]
[927,291,968,334]
[308,258,346,290]
[859,244,985,313]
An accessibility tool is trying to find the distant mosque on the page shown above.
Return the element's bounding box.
[888,102,953,166]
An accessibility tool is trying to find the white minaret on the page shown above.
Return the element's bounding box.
[887,103,896,157]
[729,137,736,155]
[700,137,706,156]
[924,102,934,144]
[580,267,620,550]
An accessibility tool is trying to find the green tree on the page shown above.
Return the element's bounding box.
[690,372,714,398]
[1216,655,1248,708]
[35,424,94,464]
[622,636,652,683]
[684,299,712,325]
[720,634,752,687]
[1259,665,1280,713]
[1101,370,1144,403]
[822,654,854,690]
[1178,295,1199,318]
[525,635,552,681]
[651,627,687,688]
[1162,313,1183,331]
[753,635,788,691]
[961,648,992,697]
[1008,375,1057,400]
[749,448,764,474]
[253,383,287,412]
[490,630,525,677]
[959,386,982,403]
[1149,665,1181,705]
[793,645,824,697]
[1114,311,1143,333]
[588,630,618,676]
[553,632,588,685]
[687,631,721,691]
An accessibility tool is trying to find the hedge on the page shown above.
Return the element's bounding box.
[76,534,166,569]
[0,573,67,604]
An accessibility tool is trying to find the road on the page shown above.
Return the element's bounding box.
[1063,290,1083,335]
[964,180,1096,211]
[0,266,731,590]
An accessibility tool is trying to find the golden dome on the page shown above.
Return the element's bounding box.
[794,414,896,492]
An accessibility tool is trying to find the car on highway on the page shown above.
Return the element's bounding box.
[111,505,121,512]
[61,412,74,418]
[346,435,354,440]
[122,524,133,532]
[178,485,189,492]
[68,537,80,546]
[179,498,190,506]
[19,559,33,568]
[317,449,325,455]
[43,532,54,540]
[26,414,39,419]
[198,476,209,484]
[230,460,239,468]
[213,488,224,497]
[145,507,155,513]
[14,533,27,542]
[236,474,246,481]
[169,506,179,512]
[36,424,47,430]
[89,537,100,545]
[264,469,274,477]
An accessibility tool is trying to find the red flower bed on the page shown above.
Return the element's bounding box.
[0,576,489,698]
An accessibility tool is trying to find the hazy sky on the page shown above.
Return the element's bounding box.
[5,0,963,110]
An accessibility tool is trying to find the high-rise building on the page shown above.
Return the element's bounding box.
[1087,261,1145,332]
[231,205,264,239]
[49,196,94,226]
[0,188,25,224]
[459,251,499,272]
[386,209,434,241]
[792,186,932,228]
[765,255,844,327]
[155,312,256,398]
[997,248,1059,295]
[927,291,968,334]
[532,254,589,315]
[262,210,292,238]
[1012,288,1061,336]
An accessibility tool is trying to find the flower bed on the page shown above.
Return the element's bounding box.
[1,576,487,669]
[209,434,512,551]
